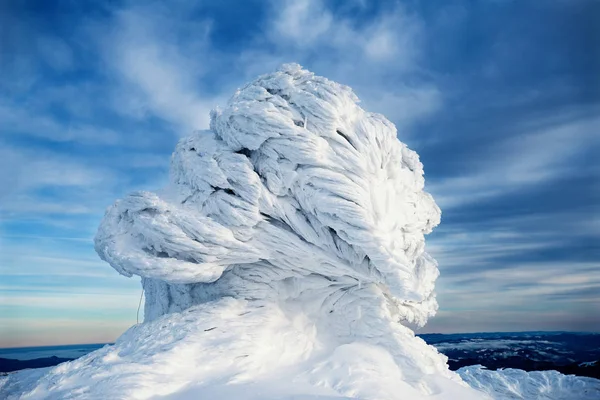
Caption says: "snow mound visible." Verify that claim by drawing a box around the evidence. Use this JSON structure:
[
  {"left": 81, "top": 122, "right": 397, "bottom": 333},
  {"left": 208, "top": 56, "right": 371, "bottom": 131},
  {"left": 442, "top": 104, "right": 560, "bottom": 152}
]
[
  {"left": 0, "top": 299, "right": 480, "bottom": 400},
  {"left": 2, "top": 64, "right": 597, "bottom": 399},
  {"left": 458, "top": 366, "right": 600, "bottom": 400}
]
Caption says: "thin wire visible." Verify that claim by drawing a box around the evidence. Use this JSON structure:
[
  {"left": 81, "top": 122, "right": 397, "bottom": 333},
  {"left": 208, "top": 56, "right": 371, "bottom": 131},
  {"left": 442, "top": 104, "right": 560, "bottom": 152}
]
[{"left": 136, "top": 288, "right": 144, "bottom": 324}]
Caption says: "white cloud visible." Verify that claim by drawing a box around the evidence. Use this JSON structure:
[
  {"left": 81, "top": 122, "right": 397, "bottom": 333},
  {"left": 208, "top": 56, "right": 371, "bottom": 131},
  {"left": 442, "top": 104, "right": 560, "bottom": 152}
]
[
  {"left": 272, "top": 0, "right": 333, "bottom": 46},
  {"left": 0, "top": 102, "right": 120, "bottom": 145},
  {"left": 0, "top": 293, "right": 139, "bottom": 309},
  {"left": 422, "top": 308, "right": 600, "bottom": 334},
  {"left": 0, "top": 0, "right": 449, "bottom": 345},
  {"left": 232, "top": 0, "right": 442, "bottom": 130},
  {"left": 360, "top": 86, "right": 443, "bottom": 133},
  {"left": 97, "top": 4, "right": 222, "bottom": 134},
  {"left": 0, "top": 145, "right": 117, "bottom": 213},
  {"left": 269, "top": 0, "right": 421, "bottom": 66},
  {"left": 1, "top": 254, "right": 115, "bottom": 278}
]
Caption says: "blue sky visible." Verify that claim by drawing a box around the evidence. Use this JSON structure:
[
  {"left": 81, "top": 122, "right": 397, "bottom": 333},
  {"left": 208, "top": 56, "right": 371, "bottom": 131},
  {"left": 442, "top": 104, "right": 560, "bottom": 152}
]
[{"left": 1, "top": 0, "right": 598, "bottom": 347}]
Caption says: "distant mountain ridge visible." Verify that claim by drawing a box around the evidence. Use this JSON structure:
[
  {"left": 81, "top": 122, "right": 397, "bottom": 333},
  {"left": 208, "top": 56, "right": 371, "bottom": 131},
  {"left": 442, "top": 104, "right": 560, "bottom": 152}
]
[
  {"left": 0, "top": 343, "right": 108, "bottom": 374},
  {"left": 0, "top": 357, "right": 73, "bottom": 373},
  {"left": 418, "top": 331, "right": 600, "bottom": 379}
]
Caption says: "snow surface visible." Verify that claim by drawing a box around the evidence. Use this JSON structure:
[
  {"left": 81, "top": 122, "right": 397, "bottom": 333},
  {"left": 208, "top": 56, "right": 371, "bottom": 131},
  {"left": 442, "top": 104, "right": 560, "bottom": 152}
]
[
  {"left": 459, "top": 366, "right": 600, "bottom": 400},
  {"left": 2, "top": 64, "right": 599, "bottom": 399}
]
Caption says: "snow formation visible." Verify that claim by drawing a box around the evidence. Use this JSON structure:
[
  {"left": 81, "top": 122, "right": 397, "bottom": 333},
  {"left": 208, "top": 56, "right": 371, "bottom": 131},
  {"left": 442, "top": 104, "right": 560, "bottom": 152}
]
[
  {"left": 2, "top": 65, "right": 599, "bottom": 400},
  {"left": 95, "top": 62, "right": 442, "bottom": 328},
  {"left": 458, "top": 366, "right": 600, "bottom": 400}
]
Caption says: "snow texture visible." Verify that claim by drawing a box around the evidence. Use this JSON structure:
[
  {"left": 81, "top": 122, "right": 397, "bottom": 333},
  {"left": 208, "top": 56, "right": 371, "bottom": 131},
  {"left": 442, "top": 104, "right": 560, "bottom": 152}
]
[
  {"left": 458, "top": 366, "right": 600, "bottom": 400},
  {"left": 1, "top": 65, "right": 598, "bottom": 400},
  {"left": 95, "top": 63, "right": 442, "bottom": 327}
]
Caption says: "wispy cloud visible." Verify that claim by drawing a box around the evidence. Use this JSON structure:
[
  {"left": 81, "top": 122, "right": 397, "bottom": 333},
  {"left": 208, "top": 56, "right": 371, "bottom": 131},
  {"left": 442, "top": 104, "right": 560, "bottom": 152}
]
[
  {"left": 0, "top": 144, "right": 118, "bottom": 217},
  {"left": 234, "top": 0, "right": 443, "bottom": 131},
  {"left": 423, "top": 308, "right": 600, "bottom": 334},
  {"left": 0, "top": 318, "right": 135, "bottom": 347},
  {"left": 428, "top": 109, "right": 600, "bottom": 209},
  {"left": 268, "top": 0, "right": 442, "bottom": 130},
  {"left": 96, "top": 3, "right": 221, "bottom": 134},
  {"left": 0, "top": 293, "right": 140, "bottom": 309},
  {"left": 1, "top": 0, "right": 598, "bottom": 345},
  {"left": 269, "top": 0, "right": 421, "bottom": 65},
  {"left": 0, "top": 101, "right": 121, "bottom": 145}
]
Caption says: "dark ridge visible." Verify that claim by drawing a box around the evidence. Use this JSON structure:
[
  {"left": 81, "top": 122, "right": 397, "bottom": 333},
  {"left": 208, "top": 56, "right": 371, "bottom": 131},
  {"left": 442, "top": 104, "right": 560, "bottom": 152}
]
[
  {"left": 234, "top": 148, "right": 252, "bottom": 158},
  {"left": 0, "top": 357, "right": 74, "bottom": 373},
  {"left": 336, "top": 129, "right": 357, "bottom": 150},
  {"left": 418, "top": 332, "right": 600, "bottom": 380},
  {"left": 139, "top": 208, "right": 159, "bottom": 216},
  {"left": 264, "top": 88, "right": 290, "bottom": 101},
  {"left": 142, "top": 247, "right": 170, "bottom": 259}
]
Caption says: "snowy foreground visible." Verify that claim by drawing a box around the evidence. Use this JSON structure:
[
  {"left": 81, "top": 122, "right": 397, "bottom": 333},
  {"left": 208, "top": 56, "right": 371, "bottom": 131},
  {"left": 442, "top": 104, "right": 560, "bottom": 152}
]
[{"left": 2, "top": 65, "right": 598, "bottom": 399}]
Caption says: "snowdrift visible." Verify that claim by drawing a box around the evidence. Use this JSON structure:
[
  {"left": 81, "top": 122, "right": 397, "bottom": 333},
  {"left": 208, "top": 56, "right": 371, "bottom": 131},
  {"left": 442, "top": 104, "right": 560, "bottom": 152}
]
[
  {"left": 458, "top": 366, "right": 600, "bottom": 400},
  {"left": 2, "top": 65, "right": 598, "bottom": 399}
]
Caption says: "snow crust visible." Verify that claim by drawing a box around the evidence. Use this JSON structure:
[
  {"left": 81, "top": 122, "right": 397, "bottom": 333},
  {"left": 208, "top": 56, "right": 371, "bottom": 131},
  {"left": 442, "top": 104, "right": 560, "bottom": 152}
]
[
  {"left": 458, "top": 366, "right": 600, "bottom": 400},
  {"left": 2, "top": 65, "right": 598, "bottom": 399}
]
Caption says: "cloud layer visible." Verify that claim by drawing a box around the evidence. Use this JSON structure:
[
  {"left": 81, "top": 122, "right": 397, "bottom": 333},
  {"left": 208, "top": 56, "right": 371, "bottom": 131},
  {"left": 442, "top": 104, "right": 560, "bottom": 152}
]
[{"left": 1, "top": 0, "right": 598, "bottom": 346}]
